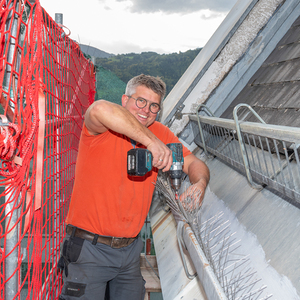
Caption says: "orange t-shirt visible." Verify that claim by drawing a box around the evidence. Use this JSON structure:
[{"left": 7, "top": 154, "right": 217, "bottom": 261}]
[{"left": 66, "top": 121, "right": 191, "bottom": 238}]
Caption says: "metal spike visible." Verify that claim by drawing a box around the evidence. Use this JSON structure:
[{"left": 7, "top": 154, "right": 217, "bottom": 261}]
[{"left": 155, "top": 176, "right": 272, "bottom": 300}]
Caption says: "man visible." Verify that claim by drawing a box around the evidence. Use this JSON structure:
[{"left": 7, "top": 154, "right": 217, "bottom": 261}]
[{"left": 59, "top": 74, "right": 210, "bottom": 300}]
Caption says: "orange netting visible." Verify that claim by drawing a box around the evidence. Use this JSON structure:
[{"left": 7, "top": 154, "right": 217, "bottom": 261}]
[{"left": 0, "top": 0, "right": 95, "bottom": 299}]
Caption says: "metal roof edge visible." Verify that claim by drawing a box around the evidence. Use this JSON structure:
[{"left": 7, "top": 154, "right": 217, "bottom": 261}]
[
  {"left": 161, "top": 0, "right": 259, "bottom": 125},
  {"left": 208, "top": 0, "right": 300, "bottom": 117}
]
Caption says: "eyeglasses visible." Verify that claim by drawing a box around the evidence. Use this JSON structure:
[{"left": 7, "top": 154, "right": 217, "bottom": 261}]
[{"left": 128, "top": 96, "right": 161, "bottom": 114}]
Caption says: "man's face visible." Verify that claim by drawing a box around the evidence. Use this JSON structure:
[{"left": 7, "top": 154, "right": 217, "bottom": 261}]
[{"left": 121, "top": 85, "right": 161, "bottom": 127}]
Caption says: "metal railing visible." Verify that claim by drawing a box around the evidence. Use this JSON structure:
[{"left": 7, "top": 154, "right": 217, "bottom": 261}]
[{"left": 189, "top": 104, "right": 300, "bottom": 203}]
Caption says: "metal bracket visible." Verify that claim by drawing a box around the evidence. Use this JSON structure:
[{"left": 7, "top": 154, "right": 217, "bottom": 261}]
[
  {"left": 196, "top": 104, "right": 216, "bottom": 155},
  {"left": 177, "top": 221, "right": 197, "bottom": 280},
  {"left": 233, "top": 103, "right": 264, "bottom": 190},
  {"left": 165, "top": 104, "right": 185, "bottom": 128}
]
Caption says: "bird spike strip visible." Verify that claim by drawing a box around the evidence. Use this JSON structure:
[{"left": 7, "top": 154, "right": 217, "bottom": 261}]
[
  {"left": 155, "top": 175, "right": 273, "bottom": 300},
  {"left": 0, "top": 1, "right": 95, "bottom": 299}
]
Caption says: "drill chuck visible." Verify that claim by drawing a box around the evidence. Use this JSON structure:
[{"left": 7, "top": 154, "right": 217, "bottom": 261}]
[{"left": 170, "top": 178, "right": 181, "bottom": 191}]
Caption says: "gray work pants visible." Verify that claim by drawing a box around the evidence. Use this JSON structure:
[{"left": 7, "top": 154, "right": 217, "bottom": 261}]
[{"left": 59, "top": 234, "right": 146, "bottom": 300}]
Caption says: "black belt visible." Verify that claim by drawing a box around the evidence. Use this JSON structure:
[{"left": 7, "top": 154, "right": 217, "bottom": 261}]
[{"left": 66, "top": 225, "right": 137, "bottom": 249}]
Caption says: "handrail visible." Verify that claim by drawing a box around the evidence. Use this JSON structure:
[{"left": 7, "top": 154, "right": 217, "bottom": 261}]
[
  {"left": 193, "top": 116, "right": 300, "bottom": 143},
  {"left": 191, "top": 104, "right": 300, "bottom": 203}
]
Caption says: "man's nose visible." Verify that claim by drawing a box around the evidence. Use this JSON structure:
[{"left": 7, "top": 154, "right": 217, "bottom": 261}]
[{"left": 142, "top": 103, "right": 151, "bottom": 113}]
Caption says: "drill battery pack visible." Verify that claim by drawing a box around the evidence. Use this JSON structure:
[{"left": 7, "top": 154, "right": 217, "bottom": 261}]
[{"left": 127, "top": 148, "right": 153, "bottom": 176}]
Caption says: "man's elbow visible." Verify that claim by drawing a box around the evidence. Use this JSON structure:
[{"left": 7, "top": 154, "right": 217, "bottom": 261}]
[{"left": 189, "top": 158, "right": 210, "bottom": 184}]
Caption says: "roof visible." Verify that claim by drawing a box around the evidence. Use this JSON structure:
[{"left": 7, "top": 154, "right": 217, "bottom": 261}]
[
  {"left": 221, "top": 15, "right": 300, "bottom": 127},
  {"left": 154, "top": 1, "right": 300, "bottom": 299}
]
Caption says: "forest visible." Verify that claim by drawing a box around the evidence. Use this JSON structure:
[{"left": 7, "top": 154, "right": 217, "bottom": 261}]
[{"left": 94, "top": 48, "right": 202, "bottom": 96}]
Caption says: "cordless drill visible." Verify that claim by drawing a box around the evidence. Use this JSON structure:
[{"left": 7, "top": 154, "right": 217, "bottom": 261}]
[
  {"left": 166, "top": 143, "right": 184, "bottom": 194},
  {"left": 127, "top": 143, "right": 184, "bottom": 194}
]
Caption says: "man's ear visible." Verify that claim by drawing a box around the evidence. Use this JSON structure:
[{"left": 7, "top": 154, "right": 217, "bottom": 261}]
[{"left": 121, "top": 95, "right": 128, "bottom": 107}]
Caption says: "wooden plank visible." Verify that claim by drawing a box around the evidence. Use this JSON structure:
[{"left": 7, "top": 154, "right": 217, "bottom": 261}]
[{"left": 140, "top": 255, "right": 161, "bottom": 293}]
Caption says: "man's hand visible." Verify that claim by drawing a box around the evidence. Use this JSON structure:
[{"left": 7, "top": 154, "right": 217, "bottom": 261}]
[
  {"left": 146, "top": 139, "right": 173, "bottom": 172},
  {"left": 180, "top": 154, "right": 210, "bottom": 211},
  {"left": 179, "top": 180, "right": 206, "bottom": 211}
]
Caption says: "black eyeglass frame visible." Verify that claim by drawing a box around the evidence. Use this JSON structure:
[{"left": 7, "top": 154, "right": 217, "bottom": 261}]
[{"left": 128, "top": 96, "right": 161, "bottom": 114}]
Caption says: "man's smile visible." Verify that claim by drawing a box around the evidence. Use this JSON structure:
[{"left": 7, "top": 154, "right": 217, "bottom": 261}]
[{"left": 138, "top": 113, "right": 148, "bottom": 119}]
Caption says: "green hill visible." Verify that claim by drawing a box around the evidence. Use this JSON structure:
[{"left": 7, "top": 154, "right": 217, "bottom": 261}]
[
  {"left": 94, "top": 49, "right": 201, "bottom": 101},
  {"left": 95, "top": 67, "right": 125, "bottom": 105}
]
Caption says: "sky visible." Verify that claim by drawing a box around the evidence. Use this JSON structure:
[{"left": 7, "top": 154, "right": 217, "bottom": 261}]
[{"left": 40, "top": 0, "right": 238, "bottom": 55}]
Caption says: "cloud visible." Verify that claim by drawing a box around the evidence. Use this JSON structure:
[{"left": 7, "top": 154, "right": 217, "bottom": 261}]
[{"left": 114, "top": 0, "right": 237, "bottom": 14}]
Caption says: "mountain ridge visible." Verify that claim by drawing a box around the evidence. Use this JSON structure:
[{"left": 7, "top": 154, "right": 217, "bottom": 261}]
[
  {"left": 79, "top": 44, "right": 114, "bottom": 58},
  {"left": 94, "top": 49, "right": 202, "bottom": 95}
]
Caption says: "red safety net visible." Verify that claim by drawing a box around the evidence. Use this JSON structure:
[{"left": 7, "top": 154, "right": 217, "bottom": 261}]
[{"left": 0, "top": 0, "right": 95, "bottom": 299}]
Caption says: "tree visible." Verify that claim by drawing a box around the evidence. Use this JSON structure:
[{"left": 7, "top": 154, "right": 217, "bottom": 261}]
[{"left": 94, "top": 48, "right": 201, "bottom": 96}]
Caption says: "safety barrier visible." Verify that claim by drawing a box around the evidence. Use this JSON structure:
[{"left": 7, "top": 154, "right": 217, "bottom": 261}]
[
  {"left": 190, "top": 104, "right": 300, "bottom": 204},
  {"left": 0, "top": 0, "right": 95, "bottom": 299}
]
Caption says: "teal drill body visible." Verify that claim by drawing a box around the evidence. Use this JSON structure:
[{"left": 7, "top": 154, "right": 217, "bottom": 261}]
[{"left": 166, "top": 143, "right": 184, "bottom": 192}]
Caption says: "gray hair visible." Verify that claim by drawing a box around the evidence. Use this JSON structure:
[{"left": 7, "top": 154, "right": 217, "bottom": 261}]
[{"left": 125, "top": 74, "right": 166, "bottom": 101}]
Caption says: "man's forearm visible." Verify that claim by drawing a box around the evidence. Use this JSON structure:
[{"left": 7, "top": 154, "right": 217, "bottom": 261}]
[
  {"left": 184, "top": 154, "right": 210, "bottom": 187},
  {"left": 188, "top": 159, "right": 210, "bottom": 189},
  {"left": 85, "top": 100, "right": 155, "bottom": 145},
  {"left": 180, "top": 154, "right": 210, "bottom": 203}
]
